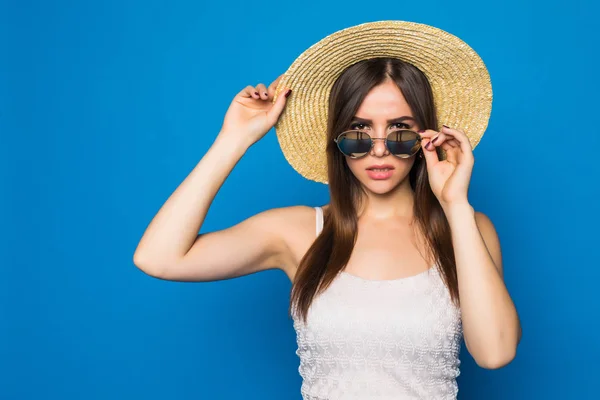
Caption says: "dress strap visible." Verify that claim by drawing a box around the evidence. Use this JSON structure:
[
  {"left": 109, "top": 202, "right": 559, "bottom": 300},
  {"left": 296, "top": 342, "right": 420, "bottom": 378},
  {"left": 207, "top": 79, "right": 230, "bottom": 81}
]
[{"left": 315, "top": 206, "right": 324, "bottom": 237}]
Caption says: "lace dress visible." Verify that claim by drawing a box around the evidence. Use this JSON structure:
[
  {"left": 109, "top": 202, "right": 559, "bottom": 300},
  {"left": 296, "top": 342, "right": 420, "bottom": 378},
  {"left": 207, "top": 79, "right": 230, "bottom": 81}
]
[{"left": 291, "top": 207, "right": 463, "bottom": 399}]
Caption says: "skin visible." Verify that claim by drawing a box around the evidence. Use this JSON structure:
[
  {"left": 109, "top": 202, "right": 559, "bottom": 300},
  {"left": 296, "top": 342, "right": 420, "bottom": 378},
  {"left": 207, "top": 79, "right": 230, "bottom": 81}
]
[
  {"left": 345, "top": 79, "right": 418, "bottom": 202},
  {"left": 134, "top": 74, "right": 522, "bottom": 370},
  {"left": 341, "top": 79, "right": 433, "bottom": 278}
]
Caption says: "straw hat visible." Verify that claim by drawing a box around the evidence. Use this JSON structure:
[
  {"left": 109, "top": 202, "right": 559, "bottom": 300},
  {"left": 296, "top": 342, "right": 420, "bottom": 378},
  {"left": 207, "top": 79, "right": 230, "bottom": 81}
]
[{"left": 272, "top": 20, "right": 492, "bottom": 184}]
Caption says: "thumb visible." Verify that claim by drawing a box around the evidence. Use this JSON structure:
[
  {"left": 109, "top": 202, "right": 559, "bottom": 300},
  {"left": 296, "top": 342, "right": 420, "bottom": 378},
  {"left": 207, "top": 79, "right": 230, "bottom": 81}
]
[{"left": 266, "top": 88, "right": 291, "bottom": 126}]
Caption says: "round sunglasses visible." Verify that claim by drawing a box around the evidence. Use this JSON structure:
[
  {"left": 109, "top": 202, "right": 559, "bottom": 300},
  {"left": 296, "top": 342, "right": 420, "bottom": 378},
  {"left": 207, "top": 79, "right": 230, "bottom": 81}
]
[{"left": 334, "top": 129, "right": 423, "bottom": 159}]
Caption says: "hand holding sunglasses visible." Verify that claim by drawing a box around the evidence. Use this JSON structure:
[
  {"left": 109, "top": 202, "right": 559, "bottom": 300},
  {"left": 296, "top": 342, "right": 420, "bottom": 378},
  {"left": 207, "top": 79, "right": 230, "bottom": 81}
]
[{"left": 417, "top": 125, "right": 475, "bottom": 208}]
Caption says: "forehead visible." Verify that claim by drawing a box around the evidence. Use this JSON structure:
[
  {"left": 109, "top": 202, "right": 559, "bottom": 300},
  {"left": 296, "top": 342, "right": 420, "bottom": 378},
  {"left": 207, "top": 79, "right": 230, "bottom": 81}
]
[{"left": 354, "top": 80, "right": 412, "bottom": 119}]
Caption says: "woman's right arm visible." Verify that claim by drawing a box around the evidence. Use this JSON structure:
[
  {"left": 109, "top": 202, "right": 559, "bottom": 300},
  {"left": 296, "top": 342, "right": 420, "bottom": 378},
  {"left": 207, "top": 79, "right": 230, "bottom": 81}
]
[{"left": 133, "top": 77, "right": 294, "bottom": 282}]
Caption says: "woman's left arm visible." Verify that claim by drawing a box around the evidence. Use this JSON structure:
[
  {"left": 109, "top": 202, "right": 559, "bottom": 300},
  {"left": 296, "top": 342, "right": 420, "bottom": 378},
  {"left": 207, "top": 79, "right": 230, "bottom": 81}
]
[
  {"left": 444, "top": 203, "right": 522, "bottom": 369},
  {"left": 420, "top": 125, "right": 522, "bottom": 369}
]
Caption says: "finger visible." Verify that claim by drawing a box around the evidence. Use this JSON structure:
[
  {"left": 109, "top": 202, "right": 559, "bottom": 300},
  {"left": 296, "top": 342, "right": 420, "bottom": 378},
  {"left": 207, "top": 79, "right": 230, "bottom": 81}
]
[
  {"left": 418, "top": 129, "right": 439, "bottom": 154},
  {"left": 437, "top": 136, "right": 466, "bottom": 167},
  {"left": 423, "top": 132, "right": 462, "bottom": 154},
  {"left": 435, "top": 135, "right": 462, "bottom": 150},
  {"left": 266, "top": 87, "right": 292, "bottom": 126},
  {"left": 423, "top": 134, "right": 440, "bottom": 153},
  {"left": 268, "top": 74, "right": 284, "bottom": 97},
  {"left": 251, "top": 87, "right": 261, "bottom": 99},
  {"left": 442, "top": 138, "right": 459, "bottom": 148},
  {"left": 441, "top": 142, "right": 458, "bottom": 164},
  {"left": 441, "top": 126, "right": 474, "bottom": 160},
  {"left": 238, "top": 85, "right": 258, "bottom": 98},
  {"left": 422, "top": 137, "right": 440, "bottom": 164},
  {"left": 241, "top": 85, "right": 261, "bottom": 100},
  {"left": 256, "top": 83, "right": 269, "bottom": 100},
  {"left": 429, "top": 132, "right": 446, "bottom": 147},
  {"left": 442, "top": 126, "right": 476, "bottom": 174},
  {"left": 417, "top": 129, "right": 439, "bottom": 139}
]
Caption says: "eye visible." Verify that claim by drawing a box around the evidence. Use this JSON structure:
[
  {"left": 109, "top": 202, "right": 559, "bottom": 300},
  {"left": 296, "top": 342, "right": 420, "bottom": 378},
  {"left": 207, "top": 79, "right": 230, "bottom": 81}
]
[
  {"left": 349, "top": 122, "right": 412, "bottom": 130},
  {"left": 349, "top": 123, "right": 368, "bottom": 130},
  {"left": 392, "top": 122, "right": 411, "bottom": 129}
]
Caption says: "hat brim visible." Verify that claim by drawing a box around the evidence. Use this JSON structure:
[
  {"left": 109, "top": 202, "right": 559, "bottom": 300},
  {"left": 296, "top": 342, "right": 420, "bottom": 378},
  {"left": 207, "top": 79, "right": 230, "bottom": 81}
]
[{"left": 273, "top": 20, "right": 492, "bottom": 184}]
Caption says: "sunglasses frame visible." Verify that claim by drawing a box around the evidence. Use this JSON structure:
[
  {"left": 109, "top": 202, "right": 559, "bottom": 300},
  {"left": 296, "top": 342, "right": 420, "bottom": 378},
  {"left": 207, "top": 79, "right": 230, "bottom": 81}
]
[{"left": 333, "top": 129, "right": 424, "bottom": 159}]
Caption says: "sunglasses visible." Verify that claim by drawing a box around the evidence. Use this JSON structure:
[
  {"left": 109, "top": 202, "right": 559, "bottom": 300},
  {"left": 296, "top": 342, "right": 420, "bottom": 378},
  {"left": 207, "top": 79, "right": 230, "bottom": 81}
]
[{"left": 334, "top": 129, "right": 424, "bottom": 159}]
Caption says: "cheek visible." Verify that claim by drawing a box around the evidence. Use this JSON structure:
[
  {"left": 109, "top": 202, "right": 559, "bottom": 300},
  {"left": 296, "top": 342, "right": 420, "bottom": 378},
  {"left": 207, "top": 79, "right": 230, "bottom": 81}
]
[
  {"left": 345, "top": 159, "right": 364, "bottom": 177},
  {"left": 403, "top": 158, "right": 417, "bottom": 172}
]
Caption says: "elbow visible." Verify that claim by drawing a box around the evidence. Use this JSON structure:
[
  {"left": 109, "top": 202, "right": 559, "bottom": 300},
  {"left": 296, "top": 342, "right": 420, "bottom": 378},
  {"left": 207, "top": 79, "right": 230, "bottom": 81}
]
[
  {"left": 133, "top": 252, "right": 167, "bottom": 279},
  {"left": 467, "top": 321, "right": 522, "bottom": 370},
  {"left": 474, "top": 344, "right": 518, "bottom": 370}
]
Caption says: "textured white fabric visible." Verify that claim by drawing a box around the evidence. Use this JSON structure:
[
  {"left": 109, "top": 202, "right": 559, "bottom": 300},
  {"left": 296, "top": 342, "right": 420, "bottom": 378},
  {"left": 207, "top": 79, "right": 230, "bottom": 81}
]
[
  {"left": 291, "top": 206, "right": 463, "bottom": 400},
  {"left": 315, "top": 206, "right": 324, "bottom": 236}
]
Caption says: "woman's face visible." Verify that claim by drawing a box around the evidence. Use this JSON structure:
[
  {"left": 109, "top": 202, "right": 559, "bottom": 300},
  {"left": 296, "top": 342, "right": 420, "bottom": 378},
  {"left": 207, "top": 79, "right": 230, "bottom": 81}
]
[{"left": 344, "top": 79, "right": 421, "bottom": 195}]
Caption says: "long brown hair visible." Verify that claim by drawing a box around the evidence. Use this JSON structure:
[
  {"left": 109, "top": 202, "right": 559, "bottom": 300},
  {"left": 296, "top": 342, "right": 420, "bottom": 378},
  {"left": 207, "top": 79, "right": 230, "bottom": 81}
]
[{"left": 289, "top": 57, "right": 458, "bottom": 323}]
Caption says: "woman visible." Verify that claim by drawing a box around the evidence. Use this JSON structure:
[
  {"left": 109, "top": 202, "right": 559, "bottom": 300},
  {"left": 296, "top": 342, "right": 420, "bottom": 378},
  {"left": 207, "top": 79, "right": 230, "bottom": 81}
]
[{"left": 134, "top": 21, "right": 521, "bottom": 399}]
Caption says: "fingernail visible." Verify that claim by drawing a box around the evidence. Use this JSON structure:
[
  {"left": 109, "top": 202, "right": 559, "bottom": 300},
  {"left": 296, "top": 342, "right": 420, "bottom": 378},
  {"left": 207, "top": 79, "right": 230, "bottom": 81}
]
[
  {"left": 442, "top": 124, "right": 450, "bottom": 129},
  {"left": 284, "top": 89, "right": 292, "bottom": 98},
  {"left": 432, "top": 135, "right": 439, "bottom": 144},
  {"left": 254, "top": 91, "right": 259, "bottom": 96},
  {"left": 264, "top": 92, "right": 268, "bottom": 96},
  {"left": 426, "top": 141, "right": 433, "bottom": 150},
  {"left": 418, "top": 129, "right": 425, "bottom": 133}
]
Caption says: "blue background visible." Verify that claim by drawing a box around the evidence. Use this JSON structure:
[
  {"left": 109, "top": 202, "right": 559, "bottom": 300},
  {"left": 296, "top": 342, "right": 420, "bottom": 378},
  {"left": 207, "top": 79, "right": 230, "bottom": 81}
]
[{"left": 2, "top": 0, "right": 598, "bottom": 399}]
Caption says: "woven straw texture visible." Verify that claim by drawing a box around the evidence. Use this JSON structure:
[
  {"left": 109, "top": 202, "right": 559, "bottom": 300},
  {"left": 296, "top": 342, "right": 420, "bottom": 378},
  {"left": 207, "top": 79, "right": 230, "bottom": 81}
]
[{"left": 273, "top": 20, "right": 492, "bottom": 184}]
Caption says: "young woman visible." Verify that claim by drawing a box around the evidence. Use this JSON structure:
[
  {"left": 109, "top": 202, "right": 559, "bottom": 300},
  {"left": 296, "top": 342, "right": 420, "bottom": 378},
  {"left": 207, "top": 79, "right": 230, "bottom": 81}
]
[{"left": 134, "top": 21, "right": 521, "bottom": 400}]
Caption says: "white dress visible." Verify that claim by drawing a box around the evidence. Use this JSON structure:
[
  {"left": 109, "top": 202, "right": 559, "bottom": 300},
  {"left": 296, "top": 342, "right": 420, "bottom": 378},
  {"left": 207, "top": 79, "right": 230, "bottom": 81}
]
[{"left": 291, "top": 207, "right": 463, "bottom": 399}]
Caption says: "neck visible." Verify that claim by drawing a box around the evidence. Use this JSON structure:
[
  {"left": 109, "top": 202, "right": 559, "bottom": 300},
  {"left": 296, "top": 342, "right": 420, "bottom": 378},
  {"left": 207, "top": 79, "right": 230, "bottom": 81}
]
[{"left": 356, "top": 179, "right": 415, "bottom": 220}]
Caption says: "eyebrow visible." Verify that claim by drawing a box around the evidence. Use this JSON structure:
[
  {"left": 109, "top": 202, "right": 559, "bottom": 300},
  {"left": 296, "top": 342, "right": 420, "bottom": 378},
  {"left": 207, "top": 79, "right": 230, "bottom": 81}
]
[{"left": 351, "top": 116, "right": 416, "bottom": 123}]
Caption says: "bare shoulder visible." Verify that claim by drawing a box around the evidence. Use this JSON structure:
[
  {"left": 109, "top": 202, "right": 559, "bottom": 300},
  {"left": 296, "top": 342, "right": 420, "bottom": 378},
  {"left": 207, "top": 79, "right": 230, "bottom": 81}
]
[
  {"left": 268, "top": 205, "right": 322, "bottom": 281},
  {"left": 259, "top": 204, "right": 317, "bottom": 236},
  {"left": 264, "top": 204, "right": 317, "bottom": 223},
  {"left": 474, "top": 210, "right": 492, "bottom": 225},
  {"left": 473, "top": 211, "right": 498, "bottom": 240}
]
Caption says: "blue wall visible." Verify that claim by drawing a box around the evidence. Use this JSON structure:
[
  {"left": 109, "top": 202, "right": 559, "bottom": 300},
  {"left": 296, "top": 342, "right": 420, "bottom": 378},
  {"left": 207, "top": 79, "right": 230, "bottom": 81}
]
[{"left": 2, "top": 0, "right": 598, "bottom": 398}]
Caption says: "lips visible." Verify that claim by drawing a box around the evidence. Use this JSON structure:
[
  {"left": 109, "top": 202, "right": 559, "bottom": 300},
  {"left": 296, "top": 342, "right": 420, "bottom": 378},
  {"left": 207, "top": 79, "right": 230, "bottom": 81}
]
[
  {"left": 366, "top": 164, "right": 395, "bottom": 171},
  {"left": 365, "top": 164, "right": 395, "bottom": 180}
]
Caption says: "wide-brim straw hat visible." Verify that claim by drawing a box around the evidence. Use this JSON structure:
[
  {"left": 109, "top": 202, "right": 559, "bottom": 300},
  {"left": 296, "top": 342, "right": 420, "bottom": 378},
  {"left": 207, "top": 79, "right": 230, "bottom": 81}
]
[{"left": 272, "top": 20, "right": 492, "bottom": 184}]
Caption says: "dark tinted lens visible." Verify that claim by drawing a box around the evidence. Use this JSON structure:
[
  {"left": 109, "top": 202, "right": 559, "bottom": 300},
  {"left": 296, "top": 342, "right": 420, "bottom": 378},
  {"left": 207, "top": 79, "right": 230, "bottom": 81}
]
[
  {"left": 386, "top": 130, "right": 420, "bottom": 157},
  {"left": 337, "top": 131, "right": 372, "bottom": 157}
]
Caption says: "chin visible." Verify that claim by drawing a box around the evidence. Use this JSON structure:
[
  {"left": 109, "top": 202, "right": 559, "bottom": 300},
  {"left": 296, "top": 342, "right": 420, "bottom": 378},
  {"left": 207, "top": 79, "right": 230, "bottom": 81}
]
[{"left": 360, "top": 177, "right": 406, "bottom": 195}]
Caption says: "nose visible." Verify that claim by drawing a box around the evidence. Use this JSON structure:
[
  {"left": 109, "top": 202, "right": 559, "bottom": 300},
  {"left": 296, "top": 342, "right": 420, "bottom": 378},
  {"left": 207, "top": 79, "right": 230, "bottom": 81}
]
[{"left": 370, "top": 137, "right": 389, "bottom": 157}]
